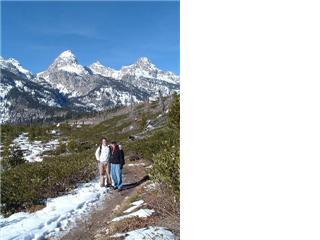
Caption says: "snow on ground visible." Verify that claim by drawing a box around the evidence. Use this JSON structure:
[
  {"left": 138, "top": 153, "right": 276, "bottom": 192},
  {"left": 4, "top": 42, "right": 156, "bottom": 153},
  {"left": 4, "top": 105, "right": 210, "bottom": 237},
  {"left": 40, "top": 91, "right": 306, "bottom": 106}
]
[
  {"left": 0, "top": 179, "right": 109, "bottom": 240},
  {"left": 128, "top": 163, "right": 145, "bottom": 167},
  {"left": 123, "top": 200, "right": 145, "bottom": 214},
  {"left": 112, "top": 226, "right": 175, "bottom": 240},
  {"left": 111, "top": 208, "right": 155, "bottom": 222},
  {"left": 144, "top": 182, "right": 160, "bottom": 192},
  {"left": 10, "top": 132, "right": 60, "bottom": 162}
]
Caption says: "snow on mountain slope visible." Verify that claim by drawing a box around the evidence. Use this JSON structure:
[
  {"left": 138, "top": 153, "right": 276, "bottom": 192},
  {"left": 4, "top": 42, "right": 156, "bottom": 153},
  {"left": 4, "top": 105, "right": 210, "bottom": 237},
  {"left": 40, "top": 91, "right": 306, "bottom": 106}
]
[
  {"left": 89, "top": 61, "right": 120, "bottom": 79},
  {"left": 0, "top": 84, "right": 13, "bottom": 123},
  {"left": 41, "top": 50, "right": 89, "bottom": 76},
  {"left": 0, "top": 57, "right": 34, "bottom": 80},
  {"left": 119, "top": 57, "right": 180, "bottom": 84}
]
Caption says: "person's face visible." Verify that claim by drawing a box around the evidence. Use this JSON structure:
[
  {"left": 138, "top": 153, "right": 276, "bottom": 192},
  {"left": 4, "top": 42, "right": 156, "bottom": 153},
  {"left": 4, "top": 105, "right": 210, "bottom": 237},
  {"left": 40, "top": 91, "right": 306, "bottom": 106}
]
[{"left": 102, "top": 139, "right": 107, "bottom": 146}]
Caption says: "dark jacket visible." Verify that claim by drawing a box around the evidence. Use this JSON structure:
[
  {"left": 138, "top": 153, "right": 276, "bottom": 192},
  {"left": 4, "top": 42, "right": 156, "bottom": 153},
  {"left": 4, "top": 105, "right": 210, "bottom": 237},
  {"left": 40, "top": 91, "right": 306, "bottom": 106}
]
[{"left": 110, "top": 148, "right": 121, "bottom": 164}]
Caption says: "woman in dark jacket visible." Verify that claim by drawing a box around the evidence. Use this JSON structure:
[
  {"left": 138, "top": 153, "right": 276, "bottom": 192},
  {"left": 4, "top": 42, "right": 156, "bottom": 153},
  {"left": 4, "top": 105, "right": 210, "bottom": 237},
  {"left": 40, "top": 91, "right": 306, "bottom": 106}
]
[{"left": 110, "top": 142, "right": 123, "bottom": 190}]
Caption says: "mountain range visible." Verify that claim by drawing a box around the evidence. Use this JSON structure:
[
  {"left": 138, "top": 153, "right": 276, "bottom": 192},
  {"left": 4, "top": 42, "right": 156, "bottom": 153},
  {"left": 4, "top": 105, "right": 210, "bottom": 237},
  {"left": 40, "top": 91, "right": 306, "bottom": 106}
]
[{"left": 0, "top": 50, "right": 180, "bottom": 123}]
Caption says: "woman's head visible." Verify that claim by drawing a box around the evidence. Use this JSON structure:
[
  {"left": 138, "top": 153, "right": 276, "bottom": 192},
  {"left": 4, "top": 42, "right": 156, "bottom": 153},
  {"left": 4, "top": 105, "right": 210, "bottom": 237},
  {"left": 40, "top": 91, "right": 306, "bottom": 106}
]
[
  {"left": 101, "top": 137, "right": 108, "bottom": 146},
  {"left": 111, "top": 141, "right": 119, "bottom": 152}
]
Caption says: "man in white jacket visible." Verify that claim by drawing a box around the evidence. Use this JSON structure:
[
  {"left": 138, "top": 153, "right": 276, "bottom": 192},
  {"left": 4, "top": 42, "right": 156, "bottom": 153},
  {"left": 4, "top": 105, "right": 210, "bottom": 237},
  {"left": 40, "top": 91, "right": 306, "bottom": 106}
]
[{"left": 95, "top": 137, "right": 113, "bottom": 187}]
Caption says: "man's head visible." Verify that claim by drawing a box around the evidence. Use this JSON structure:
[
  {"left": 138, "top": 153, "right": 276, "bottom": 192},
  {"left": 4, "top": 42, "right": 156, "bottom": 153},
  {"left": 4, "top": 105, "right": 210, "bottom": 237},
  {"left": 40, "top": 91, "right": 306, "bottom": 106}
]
[
  {"left": 101, "top": 137, "right": 108, "bottom": 146},
  {"left": 111, "top": 141, "right": 117, "bottom": 147}
]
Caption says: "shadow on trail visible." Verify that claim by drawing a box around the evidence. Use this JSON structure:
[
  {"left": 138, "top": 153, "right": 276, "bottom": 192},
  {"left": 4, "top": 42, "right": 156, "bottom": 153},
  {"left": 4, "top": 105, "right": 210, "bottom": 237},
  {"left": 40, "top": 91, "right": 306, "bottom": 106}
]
[{"left": 121, "top": 175, "right": 150, "bottom": 190}]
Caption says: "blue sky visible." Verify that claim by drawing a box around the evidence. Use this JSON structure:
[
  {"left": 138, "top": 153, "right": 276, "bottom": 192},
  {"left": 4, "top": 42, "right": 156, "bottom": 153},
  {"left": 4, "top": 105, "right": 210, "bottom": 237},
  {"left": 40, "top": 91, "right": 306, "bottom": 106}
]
[{"left": 1, "top": 1, "right": 180, "bottom": 74}]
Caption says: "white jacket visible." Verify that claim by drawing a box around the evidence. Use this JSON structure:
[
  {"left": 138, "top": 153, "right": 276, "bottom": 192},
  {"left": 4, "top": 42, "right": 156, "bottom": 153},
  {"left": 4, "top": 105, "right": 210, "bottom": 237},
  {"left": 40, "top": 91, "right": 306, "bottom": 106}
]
[{"left": 95, "top": 145, "right": 111, "bottom": 163}]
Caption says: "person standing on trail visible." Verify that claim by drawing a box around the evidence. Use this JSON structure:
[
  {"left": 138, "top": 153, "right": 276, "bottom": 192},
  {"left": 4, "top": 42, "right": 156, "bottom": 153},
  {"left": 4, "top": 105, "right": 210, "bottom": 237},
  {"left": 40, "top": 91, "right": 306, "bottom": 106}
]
[
  {"left": 110, "top": 141, "right": 123, "bottom": 191},
  {"left": 95, "top": 137, "right": 113, "bottom": 188},
  {"left": 119, "top": 144, "right": 125, "bottom": 170}
]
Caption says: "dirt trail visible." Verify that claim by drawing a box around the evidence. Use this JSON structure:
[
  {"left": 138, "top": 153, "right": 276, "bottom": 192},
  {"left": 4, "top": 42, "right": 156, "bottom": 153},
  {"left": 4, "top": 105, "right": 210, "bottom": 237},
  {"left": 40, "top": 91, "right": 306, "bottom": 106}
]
[{"left": 60, "top": 162, "right": 148, "bottom": 240}]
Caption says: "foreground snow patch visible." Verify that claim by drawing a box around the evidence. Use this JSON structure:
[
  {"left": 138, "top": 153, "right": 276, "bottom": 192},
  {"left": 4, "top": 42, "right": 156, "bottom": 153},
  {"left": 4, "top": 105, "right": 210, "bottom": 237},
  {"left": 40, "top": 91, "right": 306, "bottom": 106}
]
[
  {"left": 123, "top": 200, "right": 145, "bottom": 214},
  {"left": 11, "top": 133, "right": 60, "bottom": 162},
  {"left": 0, "top": 180, "right": 109, "bottom": 240},
  {"left": 144, "top": 182, "right": 160, "bottom": 192},
  {"left": 111, "top": 208, "right": 155, "bottom": 222},
  {"left": 112, "top": 226, "right": 175, "bottom": 240},
  {"left": 128, "top": 163, "right": 145, "bottom": 167}
]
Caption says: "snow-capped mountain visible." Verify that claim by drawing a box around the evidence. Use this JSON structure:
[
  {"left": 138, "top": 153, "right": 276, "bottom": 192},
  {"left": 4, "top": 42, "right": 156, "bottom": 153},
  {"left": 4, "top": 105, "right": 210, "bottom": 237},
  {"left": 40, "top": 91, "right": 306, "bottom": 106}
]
[
  {"left": 0, "top": 50, "right": 179, "bottom": 123},
  {"left": 39, "top": 50, "right": 90, "bottom": 77},
  {"left": 36, "top": 50, "right": 94, "bottom": 97},
  {"left": 119, "top": 57, "right": 180, "bottom": 84},
  {"left": 0, "top": 60, "right": 71, "bottom": 123}
]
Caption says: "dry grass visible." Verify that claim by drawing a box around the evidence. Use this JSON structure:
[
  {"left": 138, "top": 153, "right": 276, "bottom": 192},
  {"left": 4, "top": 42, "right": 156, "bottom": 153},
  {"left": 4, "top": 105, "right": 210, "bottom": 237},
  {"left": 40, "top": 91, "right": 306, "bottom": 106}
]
[
  {"left": 143, "top": 184, "right": 180, "bottom": 239},
  {"left": 27, "top": 204, "right": 46, "bottom": 213},
  {"left": 111, "top": 192, "right": 142, "bottom": 218},
  {"left": 107, "top": 215, "right": 159, "bottom": 237}
]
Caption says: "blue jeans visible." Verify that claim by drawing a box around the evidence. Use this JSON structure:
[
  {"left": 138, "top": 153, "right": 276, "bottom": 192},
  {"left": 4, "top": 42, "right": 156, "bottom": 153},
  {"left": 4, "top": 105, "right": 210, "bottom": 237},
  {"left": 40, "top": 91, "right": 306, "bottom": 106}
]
[{"left": 111, "top": 163, "right": 123, "bottom": 189}]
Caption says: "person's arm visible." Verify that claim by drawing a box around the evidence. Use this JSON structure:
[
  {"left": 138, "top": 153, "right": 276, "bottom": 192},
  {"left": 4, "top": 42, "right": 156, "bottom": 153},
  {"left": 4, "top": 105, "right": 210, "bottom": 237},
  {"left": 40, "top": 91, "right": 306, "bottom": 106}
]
[
  {"left": 120, "top": 150, "right": 125, "bottom": 168},
  {"left": 122, "top": 150, "right": 125, "bottom": 165},
  {"left": 95, "top": 147, "right": 100, "bottom": 162}
]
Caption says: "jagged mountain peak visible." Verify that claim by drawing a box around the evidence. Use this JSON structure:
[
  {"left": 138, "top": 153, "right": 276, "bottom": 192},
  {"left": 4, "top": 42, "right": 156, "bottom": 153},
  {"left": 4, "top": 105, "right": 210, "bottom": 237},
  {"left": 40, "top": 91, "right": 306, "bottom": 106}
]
[
  {"left": 89, "top": 60, "right": 119, "bottom": 79},
  {"left": 53, "top": 50, "right": 78, "bottom": 65},
  {"left": 91, "top": 60, "right": 104, "bottom": 66},
  {"left": 0, "top": 56, "right": 34, "bottom": 79},
  {"left": 57, "top": 50, "right": 77, "bottom": 60},
  {"left": 136, "top": 57, "right": 152, "bottom": 64},
  {"left": 45, "top": 50, "right": 89, "bottom": 76},
  {"left": 134, "top": 57, "right": 156, "bottom": 69}
]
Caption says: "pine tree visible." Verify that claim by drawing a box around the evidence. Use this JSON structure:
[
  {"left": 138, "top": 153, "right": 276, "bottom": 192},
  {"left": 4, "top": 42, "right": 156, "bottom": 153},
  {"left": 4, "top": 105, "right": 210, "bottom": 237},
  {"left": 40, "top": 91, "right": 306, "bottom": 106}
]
[
  {"left": 8, "top": 146, "right": 26, "bottom": 167},
  {"left": 158, "top": 90, "right": 166, "bottom": 113},
  {"left": 168, "top": 93, "right": 180, "bottom": 130}
]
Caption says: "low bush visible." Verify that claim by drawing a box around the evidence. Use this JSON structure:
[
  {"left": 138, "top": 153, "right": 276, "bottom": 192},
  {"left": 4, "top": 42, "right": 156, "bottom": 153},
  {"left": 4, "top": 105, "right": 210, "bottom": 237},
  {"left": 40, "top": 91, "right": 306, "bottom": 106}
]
[
  {"left": 151, "top": 145, "right": 180, "bottom": 195},
  {"left": 1, "top": 149, "right": 97, "bottom": 216}
]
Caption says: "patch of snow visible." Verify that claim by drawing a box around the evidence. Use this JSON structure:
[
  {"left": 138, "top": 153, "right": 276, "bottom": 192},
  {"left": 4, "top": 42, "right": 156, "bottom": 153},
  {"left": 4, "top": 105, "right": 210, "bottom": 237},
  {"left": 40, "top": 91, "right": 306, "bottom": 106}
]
[
  {"left": 0, "top": 84, "right": 13, "bottom": 98},
  {"left": 10, "top": 133, "right": 60, "bottom": 162},
  {"left": 0, "top": 84, "right": 12, "bottom": 124},
  {"left": 58, "top": 65, "right": 87, "bottom": 75},
  {"left": 111, "top": 208, "right": 155, "bottom": 222},
  {"left": 112, "top": 226, "right": 175, "bottom": 240},
  {"left": 128, "top": 163, "right": 145, "bottom": 167},
  {"left": 38, "top": 97, "right": 60, "bottom": 107},
  {"left": 123, "top": 200, "right": 145, "bottom": 214},
  {"left": 144, "top": 182, "right": 159, "bottom": 192},
  {"left": 56, "top": 83, "right": 71, "bottom": 95},
  {"left": 0, "top": 179, "right": 109, "bottom": 240},
  {"left": 14, "top": 80, "right": 24, "bottom": 88},
  {"left": 89, "top": 61, "right": 120, "bottom": 79}
]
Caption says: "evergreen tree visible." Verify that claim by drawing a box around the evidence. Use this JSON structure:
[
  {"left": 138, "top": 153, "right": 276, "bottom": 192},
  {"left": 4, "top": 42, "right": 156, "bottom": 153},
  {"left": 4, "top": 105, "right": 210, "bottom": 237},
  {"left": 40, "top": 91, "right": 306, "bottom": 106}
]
[
  {"left": 8, "top": 146, "right": 26, "bottom": 167},
  {"left": 168, "top": 93, "right": 180, "bottom": 130},
  {"left": 158, "top": 90, "right": 166, "bottom": 113}
]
